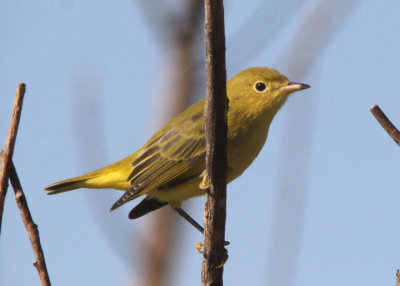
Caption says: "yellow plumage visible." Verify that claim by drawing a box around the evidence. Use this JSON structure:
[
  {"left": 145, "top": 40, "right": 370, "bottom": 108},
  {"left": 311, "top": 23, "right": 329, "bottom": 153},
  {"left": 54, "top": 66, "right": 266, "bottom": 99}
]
[{"left": 45, "top": 67, "right": 309, "bottom": 219}]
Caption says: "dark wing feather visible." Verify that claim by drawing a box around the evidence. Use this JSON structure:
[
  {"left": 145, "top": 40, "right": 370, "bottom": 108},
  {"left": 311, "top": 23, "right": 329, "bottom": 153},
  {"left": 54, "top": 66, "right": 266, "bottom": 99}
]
[{"left": 110, "top": 106, "right": 205, "bottom": 211}]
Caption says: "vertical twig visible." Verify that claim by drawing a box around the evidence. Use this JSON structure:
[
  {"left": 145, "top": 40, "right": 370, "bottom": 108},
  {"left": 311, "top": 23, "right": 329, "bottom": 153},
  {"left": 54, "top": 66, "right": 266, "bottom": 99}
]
[
  {"left": 370, "top": 104, "right": 400, "bottom": 146},
  {"left": 0, "top": 152, "right": 51, "bottom": 286},
  {"left": 396, "top": 269, "right": 400, "bottom": 286},
  {"left": 0, "top": 83, "right": 26, "bottom": 234},
  {"left": 202, "top": 0, "right": 228, "bottom": 285}
]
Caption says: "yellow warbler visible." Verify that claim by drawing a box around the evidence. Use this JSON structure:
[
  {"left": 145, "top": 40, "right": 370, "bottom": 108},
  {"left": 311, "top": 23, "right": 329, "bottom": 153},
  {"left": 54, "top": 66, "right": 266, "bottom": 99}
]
[{"left": 45, "top": 67, "right": 309, "bottom": 230}]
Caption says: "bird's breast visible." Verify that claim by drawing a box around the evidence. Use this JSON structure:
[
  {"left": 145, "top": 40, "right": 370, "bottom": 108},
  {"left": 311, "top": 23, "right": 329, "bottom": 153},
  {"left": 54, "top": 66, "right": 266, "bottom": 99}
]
[{"left": 227, "top": 113, "right": 272, "bottom": 182}]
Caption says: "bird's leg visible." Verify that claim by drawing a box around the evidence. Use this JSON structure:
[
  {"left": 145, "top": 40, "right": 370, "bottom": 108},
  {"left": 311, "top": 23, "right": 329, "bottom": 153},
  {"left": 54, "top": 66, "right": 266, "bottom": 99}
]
[
  {"left": 173, "top": 208, "right": 206, "bottom": 253},
  {"left": 173, "top": 207, "right": 204, "bottom": 234},
  {"left": 173, "top": 206, "right": 230, "bottom": 256}
]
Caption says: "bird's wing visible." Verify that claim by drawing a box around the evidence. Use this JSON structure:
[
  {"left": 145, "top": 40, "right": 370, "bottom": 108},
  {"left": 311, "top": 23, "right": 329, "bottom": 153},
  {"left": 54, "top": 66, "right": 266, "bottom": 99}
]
[{"left": 110, "top": 110, "right": 205, "bottom": 210}]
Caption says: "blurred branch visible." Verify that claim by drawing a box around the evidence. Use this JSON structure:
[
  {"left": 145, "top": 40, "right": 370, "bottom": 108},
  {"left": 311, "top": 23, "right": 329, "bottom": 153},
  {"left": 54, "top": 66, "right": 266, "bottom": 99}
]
[
  {"left": 135, "top": 0, "right": 171, "bottom": 42},
  {"left": 202, "top": 0, "right": 228, "bottom": 285},
  {"left": 280, "top": 1, "right": 359, "bottom": 77},
  {"left": 70, "top": 67, "right": 150, "bottom": 285},
  {"left": 136, "top": 0, "right": 203, "bottom": 45},
  {"left": 0, "top": 151, "right": 51, "bottom": 286},
  {"left": 155, "top": 0, "right": 204, "bottom": 120},
  {"left": 0, "top": 83, "right": 26, "bottom": 234},
  {"left": 266, "top": 1, "right": 358, "bottom": 285},
  {"left": 141, "top": 1, "right": 203, "bottom": 286},
  {"left": 370, "top": 104, "right": 400, "bottom": 146},
  {"left": 70, "top": 68, "right": 138, "bottom": 262},
  {"left": 227, "top": 0, "right": 303, "bottom": 69},
  {"left": 141, "top": 216, "right": 174, "bottom": 286},
  {"left": 396, "top": 269, "right": 400, "bottom": 286}
]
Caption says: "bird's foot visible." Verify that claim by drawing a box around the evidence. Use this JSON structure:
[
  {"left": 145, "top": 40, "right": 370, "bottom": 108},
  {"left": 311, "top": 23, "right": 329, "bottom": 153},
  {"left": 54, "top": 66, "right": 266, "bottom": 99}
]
[
  {"left": 195, "top": 241, "right": 205, "bottom": 253},
  {"left": 194, "top": 240, "right": 230, "bottom": 253},
  {"left": 198, "top": 170, "right": 209, "bottom": 189},
  {"left": 199, "top": 167, "right": 232, "bottom": 190},
  {"left": 216, "top": 249, "right": 229, "bottom": 269},
  {"left": 195, "top": 241, "right": 230, "bottom": 268}
]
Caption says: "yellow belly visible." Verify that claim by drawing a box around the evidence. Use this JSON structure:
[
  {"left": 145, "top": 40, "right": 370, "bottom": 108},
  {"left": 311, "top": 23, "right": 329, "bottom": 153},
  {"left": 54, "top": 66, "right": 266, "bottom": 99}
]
[{"left": 148, "top": 176, "right": 204, "bottom": 206}]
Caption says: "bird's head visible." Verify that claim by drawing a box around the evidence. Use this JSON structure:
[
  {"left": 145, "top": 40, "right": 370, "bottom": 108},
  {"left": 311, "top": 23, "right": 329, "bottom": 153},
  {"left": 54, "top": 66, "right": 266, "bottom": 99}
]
[{"left": 227, "top": 67, "right": 310, "bottom": 117}]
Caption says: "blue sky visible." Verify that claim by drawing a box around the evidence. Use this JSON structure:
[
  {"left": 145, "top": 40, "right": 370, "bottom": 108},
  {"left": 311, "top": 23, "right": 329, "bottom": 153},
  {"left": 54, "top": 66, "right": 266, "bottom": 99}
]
[{"left": 1, "top": 1, "right": 400, "bottom": 285}]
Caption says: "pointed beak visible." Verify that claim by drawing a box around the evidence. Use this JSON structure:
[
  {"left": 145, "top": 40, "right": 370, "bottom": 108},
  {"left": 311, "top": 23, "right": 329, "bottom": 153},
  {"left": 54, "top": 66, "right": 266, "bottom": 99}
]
[{"left": 280, "top": 82, "right": 310, "bottom": 93}]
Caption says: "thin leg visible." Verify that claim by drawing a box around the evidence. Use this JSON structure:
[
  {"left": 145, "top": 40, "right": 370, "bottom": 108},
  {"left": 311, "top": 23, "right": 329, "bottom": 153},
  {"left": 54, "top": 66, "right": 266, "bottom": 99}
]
[{"left": 173, "top": 207, "right": 204, "bottom": 234}]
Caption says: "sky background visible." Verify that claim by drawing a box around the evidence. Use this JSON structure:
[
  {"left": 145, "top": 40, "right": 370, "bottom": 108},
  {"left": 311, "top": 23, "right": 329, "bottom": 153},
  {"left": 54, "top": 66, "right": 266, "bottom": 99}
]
[{"left": 1, "top": 1, "right": 400, "bottom": 285}]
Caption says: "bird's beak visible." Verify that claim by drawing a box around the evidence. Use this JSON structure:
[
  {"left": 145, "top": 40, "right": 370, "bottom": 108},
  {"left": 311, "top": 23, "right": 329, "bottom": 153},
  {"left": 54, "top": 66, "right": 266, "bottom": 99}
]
[{"left": 280, "top": 82, "right": 310, "bottom": 93}]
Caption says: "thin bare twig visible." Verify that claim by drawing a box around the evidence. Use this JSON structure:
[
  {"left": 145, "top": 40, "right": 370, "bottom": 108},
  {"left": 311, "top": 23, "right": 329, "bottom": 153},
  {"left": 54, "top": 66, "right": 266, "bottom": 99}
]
[
  {"left": 396, "top": 269, "right": 400, "bottom": 286},
  {"left": 0, "top": 83, "right": 26, "bottom": 234},
  {"left": 370, "top": 104, "right": 400, "bottom": 146},
  {"left": 202, "top": 0, "right": 228, "bottom": 285},
  {"left": 0, "top": 151, "right": 51, "bottom": 286}
]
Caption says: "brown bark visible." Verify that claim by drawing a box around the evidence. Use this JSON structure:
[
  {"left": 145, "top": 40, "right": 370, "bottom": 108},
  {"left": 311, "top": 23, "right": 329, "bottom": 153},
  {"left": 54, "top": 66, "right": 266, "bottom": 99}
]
[
  {"left": 201, "top": 0, "right": 228, "bottom": 285},
  {"left": 0, "top": 152, "right": 51, "bottom": 286},
  {"left": 370, "top": 104, "right": 400, "bottom": 146},
  {"left": 0, "top": 83, "right": 26, "bottom": 234}
]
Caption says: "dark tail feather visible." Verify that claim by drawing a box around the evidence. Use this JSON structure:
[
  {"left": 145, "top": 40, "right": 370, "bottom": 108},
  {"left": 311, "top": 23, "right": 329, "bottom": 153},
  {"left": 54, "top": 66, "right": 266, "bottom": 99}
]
[
  {"left": 45, "top": 178, "right": 89, "bottom": 195},
  {"left": 128, "top": 198, "right": 168, "bottom": 219}
]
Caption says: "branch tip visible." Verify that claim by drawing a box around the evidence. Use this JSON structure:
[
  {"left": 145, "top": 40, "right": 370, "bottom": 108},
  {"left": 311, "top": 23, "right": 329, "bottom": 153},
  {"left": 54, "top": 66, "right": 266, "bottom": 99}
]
[{"left": 370, "top": 104, "right": 400, "bottom": 147}]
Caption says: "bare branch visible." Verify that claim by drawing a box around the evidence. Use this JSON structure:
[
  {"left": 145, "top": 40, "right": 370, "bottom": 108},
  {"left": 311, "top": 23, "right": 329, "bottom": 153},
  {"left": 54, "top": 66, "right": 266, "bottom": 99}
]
[
  {"left": 202, "top": 0, "right": 228, "bottom": 285},
  {"left": 370, "top": 104, "right": 400, "bottom": 146},
  {"left": 396, "top": 269, "right": 400, "bottom": 286},
  {"left": 0, "top": 151, "right": 51, "bottom": 286},
  {"left": 0, "top": 83, "right": 26, "bottom": 234}
]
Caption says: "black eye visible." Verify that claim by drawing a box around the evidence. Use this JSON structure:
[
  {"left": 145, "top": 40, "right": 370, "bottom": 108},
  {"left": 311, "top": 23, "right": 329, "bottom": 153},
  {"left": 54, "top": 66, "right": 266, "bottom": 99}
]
[{"left": 254, "top": 81, "right": 267, "bottom": 92}]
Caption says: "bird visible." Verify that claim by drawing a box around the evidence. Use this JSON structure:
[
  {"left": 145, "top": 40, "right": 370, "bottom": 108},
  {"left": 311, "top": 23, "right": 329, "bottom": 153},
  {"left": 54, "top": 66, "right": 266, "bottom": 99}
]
[{"left": 44, "top": 67, "right": 310, "bottom": 233}]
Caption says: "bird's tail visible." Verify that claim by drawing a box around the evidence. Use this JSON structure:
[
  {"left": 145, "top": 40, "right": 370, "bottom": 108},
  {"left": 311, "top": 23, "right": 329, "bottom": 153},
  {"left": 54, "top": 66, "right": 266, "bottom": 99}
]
[
  {"left": 44, "top": 156, "right": 134, "bottom": 195},
  {"left": 44, "top": 173, "right": 100, "bottom": 195}
]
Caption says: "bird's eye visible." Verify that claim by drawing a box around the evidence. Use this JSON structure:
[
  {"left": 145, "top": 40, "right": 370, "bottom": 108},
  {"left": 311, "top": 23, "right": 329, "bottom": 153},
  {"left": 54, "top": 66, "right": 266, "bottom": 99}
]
[{"left": 254, "top": 81, "right": 267, "bottom": 93}]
